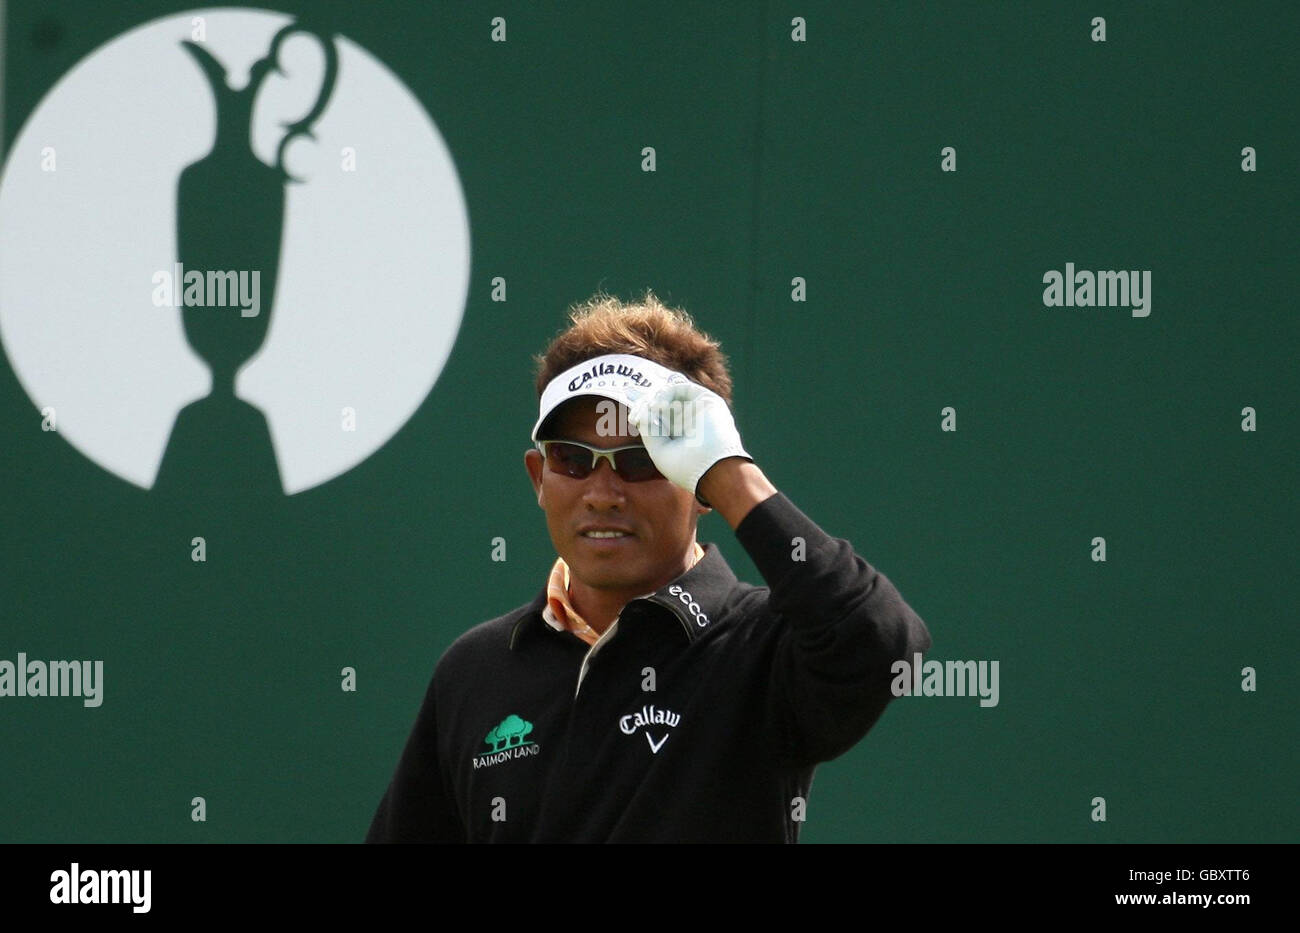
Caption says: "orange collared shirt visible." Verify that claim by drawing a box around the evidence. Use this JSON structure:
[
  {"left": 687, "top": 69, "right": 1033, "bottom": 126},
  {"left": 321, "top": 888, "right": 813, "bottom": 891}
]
[{"left": 542, "top": 541, "right": 706, "bottom": 646}]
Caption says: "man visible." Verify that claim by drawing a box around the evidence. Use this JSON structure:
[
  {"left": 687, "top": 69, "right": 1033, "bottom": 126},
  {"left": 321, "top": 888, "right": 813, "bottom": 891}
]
[{"left": 366, "top": 292, "right": 931, "bottom": 843}]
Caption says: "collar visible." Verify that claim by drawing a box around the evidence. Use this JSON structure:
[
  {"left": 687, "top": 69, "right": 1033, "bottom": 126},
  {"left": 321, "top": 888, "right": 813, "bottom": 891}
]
[
  {"left": 509, "top": 541, "right": 740, "bottom": 650},
  {"left": 542, "top": 541, "right": 706, "bottom": 645}
]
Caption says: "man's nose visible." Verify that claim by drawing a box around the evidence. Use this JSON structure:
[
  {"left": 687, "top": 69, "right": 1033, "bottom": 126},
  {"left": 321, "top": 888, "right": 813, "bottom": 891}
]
[{"left": 582, "top": 457, "right": 627, "bottom": 502}]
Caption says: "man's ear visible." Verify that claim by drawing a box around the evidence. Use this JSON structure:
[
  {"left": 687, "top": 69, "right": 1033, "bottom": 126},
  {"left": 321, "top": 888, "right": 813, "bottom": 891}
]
[{"left": 524, "top": 449, "right": 545, "bottom": 505}]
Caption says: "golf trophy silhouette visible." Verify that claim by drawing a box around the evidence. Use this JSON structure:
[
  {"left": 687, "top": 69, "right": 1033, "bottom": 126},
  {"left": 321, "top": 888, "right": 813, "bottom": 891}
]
[{"left": 154, "top": 22, "right": 338, "bottom": 500}]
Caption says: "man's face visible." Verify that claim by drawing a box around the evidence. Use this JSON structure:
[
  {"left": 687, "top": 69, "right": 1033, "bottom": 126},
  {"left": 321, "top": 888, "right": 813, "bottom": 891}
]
[{"left": 525, "top": 396, "right": 706, "bottom": 597}]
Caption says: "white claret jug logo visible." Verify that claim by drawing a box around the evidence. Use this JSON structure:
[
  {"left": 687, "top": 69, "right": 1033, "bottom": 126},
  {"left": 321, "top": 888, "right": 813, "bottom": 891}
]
[{"left": 0, "top": 9, "right": 470, "bottom": 495}]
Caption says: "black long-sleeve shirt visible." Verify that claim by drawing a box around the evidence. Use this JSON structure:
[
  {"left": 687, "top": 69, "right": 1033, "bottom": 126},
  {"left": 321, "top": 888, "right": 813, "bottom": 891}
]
[{"left": 365, "top": 491, "right": 931, "bottom": 843}]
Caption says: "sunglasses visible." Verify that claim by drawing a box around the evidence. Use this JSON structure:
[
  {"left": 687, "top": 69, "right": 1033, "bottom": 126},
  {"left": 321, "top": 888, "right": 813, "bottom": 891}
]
[{"left": 535, "top": 439, "right": 664, "bottom": 482}]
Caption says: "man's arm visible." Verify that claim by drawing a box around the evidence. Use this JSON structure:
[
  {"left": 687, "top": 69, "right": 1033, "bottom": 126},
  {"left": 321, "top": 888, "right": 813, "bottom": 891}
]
[
  {"left": 730, "top": 486, "right": 932, "bottom": 766},
  {"left": 632, "top": 378, "right": 931, "bottom": 764},
  {"left": 365, "top": 682, "right": 465, "bottom": 843},
  {"left": 696, "top": 457, "right": 777, "bottom": 530}
]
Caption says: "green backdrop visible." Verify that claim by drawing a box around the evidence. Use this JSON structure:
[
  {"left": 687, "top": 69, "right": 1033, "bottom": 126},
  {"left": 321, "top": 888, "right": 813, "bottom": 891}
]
[{"left": 1, "top": 0, "right": 1295, "bottom": 842}]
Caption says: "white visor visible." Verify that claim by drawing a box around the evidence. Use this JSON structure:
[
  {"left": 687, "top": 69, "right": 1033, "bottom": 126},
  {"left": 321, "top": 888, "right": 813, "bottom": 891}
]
[{"left": 531, "top": 353, "right": 687, "bottom": 442}]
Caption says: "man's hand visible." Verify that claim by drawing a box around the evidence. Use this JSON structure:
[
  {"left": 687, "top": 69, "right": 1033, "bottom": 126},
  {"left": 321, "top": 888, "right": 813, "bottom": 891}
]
[{"left": 627, "top": 379, "right": 753, "bottom": 506}]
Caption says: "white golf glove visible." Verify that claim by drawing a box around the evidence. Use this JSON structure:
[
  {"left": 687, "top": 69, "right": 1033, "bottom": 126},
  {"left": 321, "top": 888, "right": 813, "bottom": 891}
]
[{"left": 627, "top": 378, "right": 752, "bottom": 506}]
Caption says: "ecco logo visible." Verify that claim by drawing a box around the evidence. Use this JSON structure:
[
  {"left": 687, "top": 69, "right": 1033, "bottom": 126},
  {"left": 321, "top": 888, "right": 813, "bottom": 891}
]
[{"left": 668, "top": 585, "right": 709, "bottom": 627}]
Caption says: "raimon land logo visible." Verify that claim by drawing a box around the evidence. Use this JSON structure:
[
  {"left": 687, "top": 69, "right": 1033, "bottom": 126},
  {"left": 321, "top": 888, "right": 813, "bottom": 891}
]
[
  {"left": 0, "top": 8, "right": 470, "bottom": 496},
  {"left": 472, "top": 714, "right": 540, "bottom": 770}
]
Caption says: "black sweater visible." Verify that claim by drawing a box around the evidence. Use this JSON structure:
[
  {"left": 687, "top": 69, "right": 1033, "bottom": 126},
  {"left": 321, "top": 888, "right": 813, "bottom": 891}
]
[{"left": 365, "top": 491, "right": 931, "bottom": 843}]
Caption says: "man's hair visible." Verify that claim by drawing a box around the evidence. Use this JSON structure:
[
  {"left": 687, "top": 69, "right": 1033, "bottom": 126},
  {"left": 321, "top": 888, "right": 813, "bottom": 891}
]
[{"left": 533, "top": 290, "right": 735, "bottom": 410}]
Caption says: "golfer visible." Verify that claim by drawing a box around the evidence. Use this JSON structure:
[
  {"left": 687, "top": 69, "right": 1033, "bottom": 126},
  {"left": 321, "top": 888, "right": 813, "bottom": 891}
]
[{"left": 366, "top": 292, "right": 931, "bottom": 842}]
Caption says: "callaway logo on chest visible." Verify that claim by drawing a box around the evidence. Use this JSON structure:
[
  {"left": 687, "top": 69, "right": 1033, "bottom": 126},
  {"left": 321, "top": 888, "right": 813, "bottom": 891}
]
[{"left": 619, "top": 704, "right": 682, "bottom": 754}]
